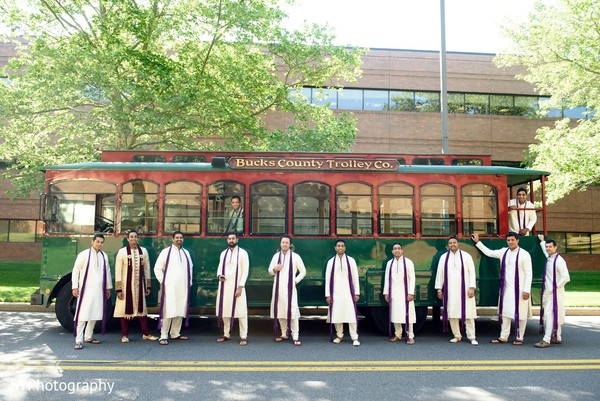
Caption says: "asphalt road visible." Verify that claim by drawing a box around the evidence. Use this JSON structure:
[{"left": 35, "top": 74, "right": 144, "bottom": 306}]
[{"left": 1, "top": 311, "right": 599, "bottom": 401}]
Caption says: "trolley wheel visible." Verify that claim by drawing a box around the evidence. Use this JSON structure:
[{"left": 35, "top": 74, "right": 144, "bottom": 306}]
[{"left": 55, "top": 282, "right": 76, "bottom": 332}]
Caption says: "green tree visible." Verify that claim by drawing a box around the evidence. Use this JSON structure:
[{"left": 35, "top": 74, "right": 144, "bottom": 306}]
[
  {"left": 0, "top": 0, "right": 364, "bottom": 197},
  {"left": 495, "top": 0, "right": 600, "bottom": 203}
]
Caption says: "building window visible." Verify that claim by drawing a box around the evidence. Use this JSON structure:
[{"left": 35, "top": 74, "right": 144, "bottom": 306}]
[
  {"left": 207, "top": 181, "right": 245, "bottom": 235},
  {"left": 490, "top": 95, "right": 513, "bottom": 115},
  {"left": 120, "top": 180, "right": 158, "bottom": 234},
  {"left": 164, "top": 181, "right": 202, "bottom": 235},
  {"left": 465, "top": 94, "right": 489, "bottom": 114},
  {"left": 420, "top": 183, "right": 456, "bottom": 236},
  {"left": 388, "top": 91, "right": 415, "bottom": 111},
  {"left": 338, "top": 89, "right": 363, "bottom": 110},
  {"left": 250, "top": 181, "right": 287, "bottom": 235},
  {"left": 364, "top": 90, "right": 388, "bottom": 111},
  {"left": 461, "top": 183, "right": 498, "bottom": 236},
  {"left": 378, "top": 182, "right": 414, "bottom": 235},
  {"left": 293, "top": 182, "right": 330, "bottom": 235},
  {"left": 0, "top": 220, "right": 40, "bottom": 242},
  {"left": 312, "top": 88, "right": 337, "bottom": 109},
  {"left": 336, "top": 182, "right": 372, "bottom": 235},
  {"left": 448, "top": 93, "right": 465, "bottom": 113},
  {"left": 415, "top": 91, "right": 440, "bottom": 112},
  {"left": 565, "top": 233, "right": 592, "bottom": 254}
]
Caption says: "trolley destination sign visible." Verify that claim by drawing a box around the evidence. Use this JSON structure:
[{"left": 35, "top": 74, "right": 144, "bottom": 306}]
[{"left": 229, "top": 156, "right": 400, "bottom": 171}]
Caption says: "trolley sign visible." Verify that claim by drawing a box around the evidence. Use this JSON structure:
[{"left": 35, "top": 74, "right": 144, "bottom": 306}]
[{"left": 229, "top": 156, "right": 400, "bottom": 171}]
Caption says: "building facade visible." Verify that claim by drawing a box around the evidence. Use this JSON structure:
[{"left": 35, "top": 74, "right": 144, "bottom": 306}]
[{"left": 1, "top": 44, "right": 598, "bottom": 268}]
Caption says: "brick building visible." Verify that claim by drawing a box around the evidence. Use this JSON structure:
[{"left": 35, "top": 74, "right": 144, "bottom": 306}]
[{"left": 1, "top": 43, "right": 598, "bottom": 268}]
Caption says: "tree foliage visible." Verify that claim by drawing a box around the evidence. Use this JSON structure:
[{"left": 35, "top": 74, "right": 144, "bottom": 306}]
[
  {"left": 495, "top": 0, "right": 600, "bottom": 203},
  {"left": 0, "top": 0, "right": 364, "bottom": 197}
]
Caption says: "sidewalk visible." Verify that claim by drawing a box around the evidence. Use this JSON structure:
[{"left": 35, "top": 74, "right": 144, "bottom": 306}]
[{"left": 1, "top": 302, "right": 599, "bottom": 316}]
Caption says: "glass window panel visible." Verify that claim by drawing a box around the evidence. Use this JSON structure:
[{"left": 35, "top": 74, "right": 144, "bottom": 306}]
[
  {"left": 293, "top": 182, "right": 330, "bottom": 235},
  {"left": 462, "top": 184, "right": 498, "bottom": 236},
  {"left": 207, "top": 181, "right": 245, "bottom": 235},
  {"left": 415, "top": 91, "right": 440, "bottom": 112},
  {"left": 336, "top": 183, "right": 372, "bottom": 235},
  {"left": 566, "top": 233, "right": 591, "bottom": 254},
  {"left": 547, "top": 232, "right": 567, "bottom": 252},
  {"left": 388, "top": 91, "right": 415, "bottom": 111},
  {"left": 172, "top": 155, "right": 206, "bottom": 163},
  {"left": 420, "top": 183, "right": 456, "bottom": 236},
  {"left": 413, "top": 157, "right": 445, "bottom": 166},
  {"left": 131, "top": 155, "right": 166, "bottom": 162},
  {"left": 47, "top": 180, "right": 116, "bottom": 234},
  {"left": 563, "top": 106, "right": 587, "bottom": 119},
  {"left": 451, "top": 158, "right": 483, "bottom": 166},
  {"left": 490, "top": 95, "right": 513, "bottom": 115},
  {"left": 251, "top": 182, "right": 287, "bottom": 235},
  {"left": 164, "top": 181, "right": 202, "bottom": 234},
  {"left": 338, "top": 89, "right": 363, "bottom": 110},
  {"left": 8, "top": 220, "right": 38, "bottom": 242},
  {"left": 448, "top": 93, "right": 465, "bottom": 113},
  {"left": 379, "top": 182, "right": 414, "bottom": 235},
  {"left": 312, "top": 88, "right": 337, "bottom": 109},
  {"left": 0, "top": 220, "right": 8, "bottom": 241},
  {"left": 514, "top": 96, "right": 538, "bottom": 116},
  {"left": 465, "top": 94, "right": 489, "bottom": 114},
  {"left": 120, "top": 180, "right": 158, "bottom": 234},
  {"left": 364, "top": 90, "right": 388, "bottom": 111},
  {"left": 591, "top": 233, "right": 600, "bottom": 254}
]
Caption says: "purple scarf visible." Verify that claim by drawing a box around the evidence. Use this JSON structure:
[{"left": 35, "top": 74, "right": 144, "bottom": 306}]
[
  {"left": 516, "top": 201, "right": 527, "bottom": 231},
  {"left": 441, "top": 250, "right": 466, "bottom": 334},
  {"left": 387, "top": 257, "right": 409, "bottom": 339},
  {"left": 273, "top": 251, "right": 294, "bottom": 336},
  {"left": 217, "top": 247, "right": 240, "bottom": 332},
  {"left": 73, "top": 248, "right": 108, "bottom": 336},
  {"left": 500, "top": 248, "right": 521, "bottom": 338},
  {"left": 539, "top": 252, "right": 560, "bottom": 334},
  {"left": 328, "top": 255, "right": 358, "bottom": 341},
  {"left": 158, "top": 246, "right": 191, "bottom": 329}
]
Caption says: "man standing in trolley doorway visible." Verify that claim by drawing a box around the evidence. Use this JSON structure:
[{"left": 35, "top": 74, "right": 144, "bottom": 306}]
[
  {"left": 508, "top": 187, "right": 537, "bottom": 236},
  {"left": 325, "top": 240, "right": 361, "bottom": 346},
  {"left": 268, "top": 235, "right": 306, "bottom": 346},
  {"left": 216, "top": 233, "right": 250, "bottom": 346},
  {"left": 383, "top": 243, "right": 417, "bottom": 344}
]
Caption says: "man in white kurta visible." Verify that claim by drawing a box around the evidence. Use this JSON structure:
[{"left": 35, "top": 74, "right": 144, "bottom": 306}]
[
  {"left": 435, "top": 237, "right": 478, "bottom": 345},
  {"left": 383, "top": 243, "right": 416, "bottom": 344},
  {"left": 154, "top": 231, "right": 193, "bottom": 344},
  {"left": 72, "top": 234, "right": 112, "bottom": 349},
  {"left": 535, "top": 234, "right": 570, "bottom": 348},
  {"left": 114, "top": 230, "right": 157, "bottom": 343},
  {"left": 216, "top": 233, "right": 250, "bottom": 345},
  {"left": 224, "top": 195, "right": 244, "bottom": 234},
  {"left": 269, "top": 236, "right": 306, "bottom": 345},
  {"left": 508, "top": 187, "right": 537, "bottom": 236},
  {"left": 325, "top": 240, "right": 361, "bottom": 346},
  {"left": 472, "top": 232, "right": 532, "bottom": 345}
]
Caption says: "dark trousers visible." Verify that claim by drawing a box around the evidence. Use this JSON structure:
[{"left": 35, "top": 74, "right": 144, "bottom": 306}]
[{"left": 120, "top": 316, "right": 151, "bottom": 337}]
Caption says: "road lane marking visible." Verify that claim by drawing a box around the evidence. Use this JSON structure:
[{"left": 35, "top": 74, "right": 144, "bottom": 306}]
[{"left": 3, "top": 359, "right": 600, "bottom": 372}]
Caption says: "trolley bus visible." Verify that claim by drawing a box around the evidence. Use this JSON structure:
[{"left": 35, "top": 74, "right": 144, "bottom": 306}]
[{"left": 32, "top": 151, "right": 550, "bottom": 333}]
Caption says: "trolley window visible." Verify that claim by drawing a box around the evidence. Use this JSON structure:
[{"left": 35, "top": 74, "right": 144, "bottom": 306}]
[
  {"left": 461, "top": 183, "right": 498, "bottom": 236},
  {"left": 379, "top": 182, "right": 414, "bottom": 235},
  {"left": 420, "top": 183, "right": 456, "bottom": 236},
  {"left": 336, "top": 182, "right": 372, "bottom": 235},
  {"left": 164, "top": 181, "right": 202, "bottom": 235},
  {"left": 250, "top": 181, "right": 287, "bottom": 235},
  {"left": 120, "top": 180, "right": 158, "bottom": 234},
  {"left": 293, "top": 182, "right": 330, "bottom": 235},
  {"left": 207, "top": 181, "right": 245, "bottom": 235}
]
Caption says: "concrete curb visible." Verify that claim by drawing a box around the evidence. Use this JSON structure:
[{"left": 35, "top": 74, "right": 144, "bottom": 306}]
[{"left": 1, "top": 303, "right": 599, "bottom": 316}]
